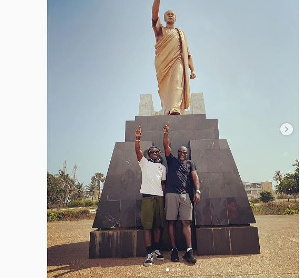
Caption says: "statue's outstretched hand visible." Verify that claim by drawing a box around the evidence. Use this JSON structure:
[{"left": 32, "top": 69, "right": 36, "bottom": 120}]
[{"left": 190, "top": 71, "right": 196, "bottom": 79}]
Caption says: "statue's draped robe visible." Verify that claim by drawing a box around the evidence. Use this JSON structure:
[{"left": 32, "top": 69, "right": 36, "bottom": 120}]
[{"left": 153, "top": 18, "right": 191, "bottom": 115}]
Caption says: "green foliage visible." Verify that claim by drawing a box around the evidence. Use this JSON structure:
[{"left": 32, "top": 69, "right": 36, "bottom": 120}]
[
  {"left": 249, "top": 202, "right": 256, "bottom": 212},
  {"left": 249, "top": 197, "right": 260, "bottom": 204},
  {"left": 47, "top": 211, "right": 61, "bottom": 221},
  {"left": 67, "top": 200, "right": 84, "bottom": 208},
  {"left": 47, "top": 208, "right": 93, "bottom": 221},
  {"left": 254, "top": 202, "right": 299, "bottom": 215},
  {"left": 274, "top": 160, "right": 299, "bottom": 201},
  {"left": 284, "top": 208, "right": 299, "bottom": 215},
  {"left": 47, "top": 172, "right": 66, "bottom": 208},
  {"left": 83, "top": 199, "right": 95, "bottom": 207},
  {"left": 86, "top": 172, "right": 105, "bottom": 201},
  {"left": 259, "top": 191, "right": 275, "bottom": 203},
  {"left": 47, "top": 169, "right": 105, "bottom": 208},
  {"left": 66, "top": 199, "right": 96, "bottom": 208}
]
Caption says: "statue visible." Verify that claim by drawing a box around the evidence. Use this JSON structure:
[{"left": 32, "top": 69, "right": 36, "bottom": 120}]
[{"left": 152, "top": 0, "right": 196, "bottom": 115}]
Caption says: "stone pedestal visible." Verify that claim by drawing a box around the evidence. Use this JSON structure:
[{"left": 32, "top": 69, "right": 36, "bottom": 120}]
[
  {"left": 89, "top": 225, "right": 260, "bottom": 258},
  {"left": 89, "top": 229, "right": 145, "bottom": 258},
  {"left": 90, "top": 97, "right": 260, "bottom": 258},
  {"left": 196, "top": 226, "right": 260, "bottom": 255}
]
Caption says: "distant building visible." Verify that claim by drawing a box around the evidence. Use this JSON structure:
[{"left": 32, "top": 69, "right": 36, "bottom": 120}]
[{"left": 243, "top": 181, "right": 274, "bottom": 199}]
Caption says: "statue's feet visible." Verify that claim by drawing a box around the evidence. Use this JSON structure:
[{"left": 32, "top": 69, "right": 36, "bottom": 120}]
[{"left": 169, "top": 109, "right": 181, "bottom": 115}]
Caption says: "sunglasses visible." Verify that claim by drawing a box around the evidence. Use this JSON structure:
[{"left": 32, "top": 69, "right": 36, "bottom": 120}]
[{"left": 149, "top": 150, "right": 160, "bottom": 154}]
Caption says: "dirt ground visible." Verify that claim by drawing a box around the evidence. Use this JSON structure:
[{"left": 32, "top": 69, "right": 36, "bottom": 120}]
[{"left": 47, "top": 215, "right": 299, "bottom": 277}]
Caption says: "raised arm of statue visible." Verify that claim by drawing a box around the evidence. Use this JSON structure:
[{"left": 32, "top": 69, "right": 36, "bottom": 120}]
[
  {"left": 152, "top": 0, "right": 160, "bottom": 21},
  {"left": 152, "top": 0, "right": 162, "bottom": 40}
]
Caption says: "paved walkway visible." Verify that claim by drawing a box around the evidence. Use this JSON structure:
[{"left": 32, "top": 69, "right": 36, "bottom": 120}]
[{"left": 47, "top": 215, "right": 299, "bottom": 277}]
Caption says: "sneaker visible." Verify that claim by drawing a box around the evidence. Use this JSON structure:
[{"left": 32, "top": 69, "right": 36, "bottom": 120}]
[
  {"left": 143, "top": 253, "right": 153, "bottom": 266},
  {"left": 170, "top": 248, "right": 179, "bottom": 262},
  {"left": 152, "top": 249, "right": 164, "bottom": 261},
  {"left": 183, "top": 249, "right": 197, "bottom": 264}
]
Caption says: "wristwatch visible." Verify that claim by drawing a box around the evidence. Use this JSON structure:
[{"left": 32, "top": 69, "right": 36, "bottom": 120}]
[{"left": 196, "top": 189, "right": 201, "bottom": 195}]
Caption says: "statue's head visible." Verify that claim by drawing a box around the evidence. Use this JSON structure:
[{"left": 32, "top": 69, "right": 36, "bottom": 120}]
[{"left": 164, "top": 10, "right": 176, "bottom": 25}]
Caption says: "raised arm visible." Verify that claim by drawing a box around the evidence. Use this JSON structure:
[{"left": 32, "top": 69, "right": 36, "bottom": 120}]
[
  {"left": 152, "top": 0, "right": 160, "bottom": 21},
  {"left": 163, "top": 122, "right": 172, "bottom": 157},
  {"left": 135, "top": 126, "right": 143, "bottom": 161}
]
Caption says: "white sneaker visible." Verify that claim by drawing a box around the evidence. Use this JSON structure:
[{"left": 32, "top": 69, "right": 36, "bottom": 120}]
[
  {"left": 152, "top": 249, "right": 164, "bottom": 261},
  {"left": 143, "top": 253, "right": 153, "bottom": 266}
]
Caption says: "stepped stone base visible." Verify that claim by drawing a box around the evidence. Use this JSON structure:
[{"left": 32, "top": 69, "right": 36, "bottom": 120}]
[
  {"left": 90, "top": 111, "right": 260, "bottom": 258},
  {"left": 196, "top": 225, "right": 260, "bottom": 255},
  {"left": 89, "top": 225, "right": 259, "bottom": 258}
]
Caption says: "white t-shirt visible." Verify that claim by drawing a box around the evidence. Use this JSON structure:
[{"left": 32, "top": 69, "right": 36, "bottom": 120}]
[{"left": 138, "top": 156, "right": 166, "bottom": 196}]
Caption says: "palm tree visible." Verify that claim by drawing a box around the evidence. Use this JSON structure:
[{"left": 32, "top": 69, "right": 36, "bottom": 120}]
[{"left": 87, "top": 172, "right": 105, "bottom": 201}]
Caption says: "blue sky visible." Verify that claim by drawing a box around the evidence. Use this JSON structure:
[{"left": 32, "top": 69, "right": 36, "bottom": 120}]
[{"left": 48, "top": 0, "right": 299, "bottom": 187}]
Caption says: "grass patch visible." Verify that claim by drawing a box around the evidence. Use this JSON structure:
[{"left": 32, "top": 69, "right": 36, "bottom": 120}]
[
  {"left": 252, "top": 201, "right": 299, "bottom": 215},
  {"left": 47, "top": 208, "right": 95, "bottom": 221}
]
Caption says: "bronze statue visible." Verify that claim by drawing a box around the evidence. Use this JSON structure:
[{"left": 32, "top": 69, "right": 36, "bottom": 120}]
[{"left": 152, "top": 0, "right": 196, "bottom": 115}]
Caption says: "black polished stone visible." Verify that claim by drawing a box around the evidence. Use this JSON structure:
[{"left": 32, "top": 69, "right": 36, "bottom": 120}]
[
  {"left": 120, "top": 200, "right": 137, "bottom": 227},
  {"left": 190, "top": 139, "right": 220, "bottom": 150},
  {"left": 223, "top": 172, "right": 247, "bottom": 198},
  {"left": 210, "top": 198, "right": 229, "bottom": 225},
  {"left": 196, "top": 226, "right": 259, "bottom": 255},
  {"left": 209, "top": 172, "right": 225, "bottom": 198},
  {"left": 227, "top": 197, "right": 256, "bottom": 224},
  {"left": 220, "top": 149, "right": 239, "bottom": 173},
  {"left": 196, "top": 228, "right": 214, "bottom": 255},
  {"left": 93, "top": 114, "right": 256, "bottom": 230},
  {"left": 97, "top": 230, "right": 136, "bottom": 257},
  {"left": 135, "top": 199, "right": 142, "bottom": 228},
  {"left": 92, "top": 200, "right": 120, "bottom": 229},
  {"left": 212, "top": 228, "right": 231, "bottom": 255},
  {"left": 230, "top": 226, "right": 260, "bottom": 254},
  {"left": 136, "top": 229, "right": 146, "bottom": 257},
  {"left": 90, "top": 114, "right": 260, "bottom": 257},
  {"left": 197, "top": 172, "right": 210, "bottom": 199},
  {"left": 194, "top": 198, "right": 212, "bottom": 226},
  {"left": 206, "top": 149, "right": 222, "bottom": 172}
]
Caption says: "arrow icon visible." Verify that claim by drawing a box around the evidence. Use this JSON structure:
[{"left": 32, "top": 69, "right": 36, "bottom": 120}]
[{"left": 280, "top": 123, "right": 293, "bottom": 136}]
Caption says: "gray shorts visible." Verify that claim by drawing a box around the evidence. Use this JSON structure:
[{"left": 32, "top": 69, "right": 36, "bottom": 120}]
[{"left": 165, "top": 193, "right": 193, "bottom": 221}]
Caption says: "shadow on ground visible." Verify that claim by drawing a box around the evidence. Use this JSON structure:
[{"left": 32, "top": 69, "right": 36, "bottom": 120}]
[
  {"left": 47, "top": 241, "right": 149, "bottom": 277},
  {"left": 47, "top": 241, "right": 248, "bottom": 277}
]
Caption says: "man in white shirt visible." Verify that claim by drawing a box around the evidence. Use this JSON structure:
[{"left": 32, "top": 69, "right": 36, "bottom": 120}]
[{"left": 135, "top": 126, "right": 166, "bottom": 266}]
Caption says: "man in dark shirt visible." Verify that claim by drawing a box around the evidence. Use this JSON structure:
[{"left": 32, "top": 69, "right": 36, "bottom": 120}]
[{"left": 163, "top": 122, "right": 201, "bottom": 264}]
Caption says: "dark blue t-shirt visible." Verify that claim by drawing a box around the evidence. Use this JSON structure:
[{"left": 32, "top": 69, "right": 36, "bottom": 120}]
[{"left": 165, "top": 153, "right": 196, "bottom": 194}]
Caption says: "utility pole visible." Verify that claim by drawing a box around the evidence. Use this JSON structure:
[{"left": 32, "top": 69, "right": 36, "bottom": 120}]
[
  {"left": 63, "top": 160, "right": 67, "bottom": 173},
  {"left": 72, "top": 164, "right": 78, "bottom": 181}
]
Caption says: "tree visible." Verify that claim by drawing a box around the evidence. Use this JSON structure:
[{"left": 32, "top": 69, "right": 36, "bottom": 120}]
[
  {"left": 259, "top": 190, "right": 275, "bottom": 203},
  {"left": 74, "top": 182, "right": 85, "bottom": 200},
  {"left": 58, "top": 169, "right": 77, "bottom": 203},
  {"left": 47, "top": 168, "right": 88, "bottom": 208},
  {"left": 87, "top": 172, "right": 105, "bottom": 201},
  {"left": 274, "top": 160, "right": 299, "bottom": 202},
  {"left": 47, "top": 172, "right": 66, "bottom": 208}
]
